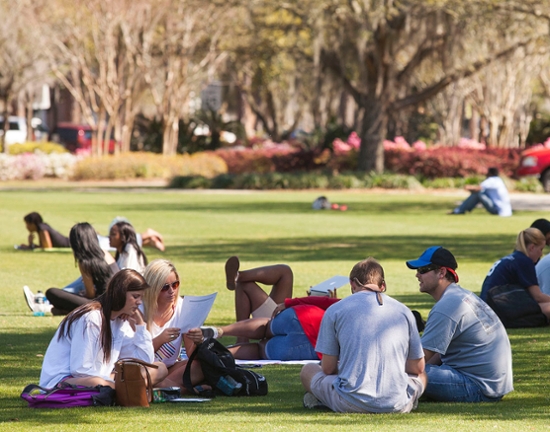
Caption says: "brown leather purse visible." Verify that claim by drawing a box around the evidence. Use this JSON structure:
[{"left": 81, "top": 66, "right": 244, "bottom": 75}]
[{"left": 114, "top": 358, "right": 158, "bottom": 407}]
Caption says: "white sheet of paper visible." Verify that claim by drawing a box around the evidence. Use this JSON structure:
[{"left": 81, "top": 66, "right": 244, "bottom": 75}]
[
  {"left": 177, "top": 293, "right": 217, "bottom": 332},
  {"left": 309, "top": 275, "right": 349, "bottom": 295},
  {"left": 169, "top": 398, "right": 211, "bottom": 403}
]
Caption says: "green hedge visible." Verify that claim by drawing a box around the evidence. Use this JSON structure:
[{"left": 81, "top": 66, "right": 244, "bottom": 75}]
[{"left": 169, "top": 171, "right": 542, "bottom": 192}]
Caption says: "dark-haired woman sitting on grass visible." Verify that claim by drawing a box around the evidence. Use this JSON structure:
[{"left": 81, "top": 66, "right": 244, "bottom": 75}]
[
  {"left": 45, "top": 222, "right": 119, "bottom": 315},
  {"left": 39, "top": 269, "right": 167, "bottom": 389},
  {"left": 109, "top": 221, "right": 148, "bottom": 274}
]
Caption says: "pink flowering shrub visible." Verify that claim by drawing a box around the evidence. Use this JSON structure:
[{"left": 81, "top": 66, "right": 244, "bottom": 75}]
[
  {"left": 0, "top": 152, "right": 79, "bottom": 180},
  {"left": 213, "top": 133, "right": 521, "bottom": 178}
]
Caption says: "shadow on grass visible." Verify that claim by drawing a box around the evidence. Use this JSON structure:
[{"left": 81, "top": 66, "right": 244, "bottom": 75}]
[
  {"left": 4, "top": 303, "right": 550, "bottom": 424},
  {"left": 113, "top": 198, "right": 455, "bottom": 215},
  {"left": 170, "top": 233, "right": 515, "bottom": 263}
]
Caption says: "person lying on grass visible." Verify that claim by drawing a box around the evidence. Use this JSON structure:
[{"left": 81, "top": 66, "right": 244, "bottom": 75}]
[
  {"left": 189, "top": 291, "right": 339, "bottom": 361},
  {"left": 194, "top": 259, "right": 425, "bottom": 361},
  {"left": 223, "top": 256, "right": 293, "bottom": 330},
  {"left": 18, "top": 212, "right": 69, "bottom": 250},
  {"left": 39, "top": 269, "right": 167, "bottom": 389}
]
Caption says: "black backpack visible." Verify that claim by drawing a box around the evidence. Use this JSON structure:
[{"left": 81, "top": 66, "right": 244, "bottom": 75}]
[{"left": 182, "top": 338, "right": 268, "bottom": 397}]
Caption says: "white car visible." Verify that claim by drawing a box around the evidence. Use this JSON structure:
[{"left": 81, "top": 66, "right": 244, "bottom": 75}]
[{"left": 0, "top": 116, "right": 28, "bottom": 145}]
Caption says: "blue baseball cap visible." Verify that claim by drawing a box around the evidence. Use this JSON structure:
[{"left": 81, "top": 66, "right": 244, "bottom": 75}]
[{"left": 406, "top": 246, "right": 458, "bottom": 270}]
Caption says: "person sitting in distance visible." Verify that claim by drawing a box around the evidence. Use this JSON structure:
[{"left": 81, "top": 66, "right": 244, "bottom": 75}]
[{"left": 449, "top": 167, "right": 511, "bottom": 216}]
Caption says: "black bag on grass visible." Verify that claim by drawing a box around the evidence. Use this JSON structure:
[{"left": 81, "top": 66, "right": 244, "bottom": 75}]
[
  {"left": 182, "top": 338, "right": 268, "bottom": 397},
  {"left": 485, "top": 284, "right": 548, "bottom": 328}
]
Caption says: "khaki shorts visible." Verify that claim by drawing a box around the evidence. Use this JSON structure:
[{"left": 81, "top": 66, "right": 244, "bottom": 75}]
[
  {"left": 310, "top": 372, "right": 424, "bottom": 414},
  {"left": 251, "top": 296, "right": 277, "bottom": 318}
]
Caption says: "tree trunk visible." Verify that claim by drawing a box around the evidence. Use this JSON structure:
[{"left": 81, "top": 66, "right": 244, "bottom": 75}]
[{"left": 357, "top": 101, "right": 387, "bottom": 173}]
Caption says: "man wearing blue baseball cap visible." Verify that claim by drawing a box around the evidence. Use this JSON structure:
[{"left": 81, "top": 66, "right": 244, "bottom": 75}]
[{"left": 406, "top": 246, "right": 513, "bottom": 402}]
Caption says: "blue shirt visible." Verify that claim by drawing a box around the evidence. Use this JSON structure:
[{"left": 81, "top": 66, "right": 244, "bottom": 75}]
[
  {"left": 480, "top": 250, "right": 538, "bottom": 300},
  {"left": 421, "top": 284, "right": 513, "bottom": 398}
]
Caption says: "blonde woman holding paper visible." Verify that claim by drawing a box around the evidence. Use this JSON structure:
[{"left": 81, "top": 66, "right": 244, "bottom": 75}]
[{"left": 141, "top": 259, "right": 206, "bottom": 391}]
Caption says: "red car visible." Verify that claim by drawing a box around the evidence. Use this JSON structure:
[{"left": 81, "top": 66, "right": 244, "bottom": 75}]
[
  {"left": 517, "top": 145, "right": 550, "bottom": 192},
  {"left": 52, "top": 123, "right": 115, "bottom": 154}
]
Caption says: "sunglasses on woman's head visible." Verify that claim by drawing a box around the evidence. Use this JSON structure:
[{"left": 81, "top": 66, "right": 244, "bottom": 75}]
[
  {"left": 417, "top": 265, "right": 440, "bottom": 274},
  {"left": 161, "top": 280, "right": 180, "bottom": 291}
]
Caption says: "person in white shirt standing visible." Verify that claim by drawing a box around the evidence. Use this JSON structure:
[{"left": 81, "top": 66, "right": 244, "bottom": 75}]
[{"left": 450, "top": 167, "right": 512, "bottom": 216}]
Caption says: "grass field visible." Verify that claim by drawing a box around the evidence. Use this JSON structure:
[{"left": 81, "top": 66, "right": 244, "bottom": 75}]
[{"left": 1, "top": 185, "right": 550, "bottom": 431}]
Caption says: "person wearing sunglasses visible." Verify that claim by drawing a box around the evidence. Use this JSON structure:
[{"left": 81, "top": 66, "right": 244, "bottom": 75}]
[
  {"left": 406, "top": 246, "right": 513, "bottom": 403},
  {"left": 140, "top": 259, "right": 205, "bottom": 391}
]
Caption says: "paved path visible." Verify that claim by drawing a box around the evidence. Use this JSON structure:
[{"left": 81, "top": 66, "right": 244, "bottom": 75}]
[{"left": 509, "top": 193, "right": 550, "bottom": 212}]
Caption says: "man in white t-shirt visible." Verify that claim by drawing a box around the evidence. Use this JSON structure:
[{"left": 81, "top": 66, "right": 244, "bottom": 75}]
[{"left": 450, "top": 167, "right": 512, "bottom": 216}]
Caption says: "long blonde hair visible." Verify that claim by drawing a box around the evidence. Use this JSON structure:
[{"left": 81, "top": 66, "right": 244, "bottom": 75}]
[
  {"left": 515, "top": 228, "right": 545, "bottom": 255},
  {"left": 142, "top": 259, "right": 179, "bottom": 332}
]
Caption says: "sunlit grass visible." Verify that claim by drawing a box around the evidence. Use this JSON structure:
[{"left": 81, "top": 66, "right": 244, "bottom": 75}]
[{"left": 1, "top": 187, "right": 549, "bottom": 431}]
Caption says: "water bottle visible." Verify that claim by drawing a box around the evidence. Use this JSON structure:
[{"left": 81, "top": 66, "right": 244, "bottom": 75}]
[
  {"left": 33, "top": 291, "right": 46, "bottom": 317},
  {"left": 216, "top": 375, "right": 242, "bottom": 396}
]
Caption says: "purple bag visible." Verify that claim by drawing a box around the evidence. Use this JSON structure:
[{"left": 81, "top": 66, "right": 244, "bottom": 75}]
[{"left": 21, "top": 383, "right": 115, "bottom": 408}]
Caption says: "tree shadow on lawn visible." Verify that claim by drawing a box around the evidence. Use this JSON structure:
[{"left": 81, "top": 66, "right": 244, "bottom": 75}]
[
  {"left": 114, "top": 198, "right": 455, "bottom": 215},
  {"left": 170, "top": 233, "right": 515, "bottom": 264}
]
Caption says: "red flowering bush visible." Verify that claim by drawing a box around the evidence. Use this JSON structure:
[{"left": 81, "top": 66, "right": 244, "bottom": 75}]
[
  {"left": 213, "top": 146, "right": 322, "bottom": 174},
  {"left": 213, "top": 134, "right": 522, "bottom": 179}
]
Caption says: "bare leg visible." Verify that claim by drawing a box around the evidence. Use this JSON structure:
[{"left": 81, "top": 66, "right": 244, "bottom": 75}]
[
  {"left": 230, "top": 260, "right": 293, "bottom": 323},
  {"left": 221, "top": 317, "right": 271, "bottom": 340},
  {"left": 148, "top": 362, "right": 168, "bottom": 386},
  {"left": 141, "top": 228, "right": 165, "bottom": 251},
  {"left": 228, "top": 343, "right": 262, "bottom": 359},
  {"left": 154, "top": 359, "right": 204, "bottom": 393},
  {"left": 237, "top": 264, "right": 294, "bottom": 304}
]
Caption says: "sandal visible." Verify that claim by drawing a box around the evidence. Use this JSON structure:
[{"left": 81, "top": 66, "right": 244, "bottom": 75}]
[{"left": 224, "top": 256, "right": 240, "bottom": 290}]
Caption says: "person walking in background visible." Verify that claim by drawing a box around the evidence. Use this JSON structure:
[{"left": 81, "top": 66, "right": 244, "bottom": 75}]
[
  {"left": 449, "top": 167, "right": 511, "bottom": 216},
  {"left": 406, "top": 246, "right": 513, "bottom": 402}
]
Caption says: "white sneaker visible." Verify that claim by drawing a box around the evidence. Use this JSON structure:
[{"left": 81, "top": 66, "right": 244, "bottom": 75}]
[
  {"left": 23, "top": 286, "right": 36, "bottom": 312},
  {"left": 303, "top": 392, "right": 328, "bottom": 410}
]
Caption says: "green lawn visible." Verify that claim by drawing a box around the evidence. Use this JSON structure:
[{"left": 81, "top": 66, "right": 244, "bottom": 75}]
[{"left": 1, "top": 186, "right": 549, "bottom": 431}]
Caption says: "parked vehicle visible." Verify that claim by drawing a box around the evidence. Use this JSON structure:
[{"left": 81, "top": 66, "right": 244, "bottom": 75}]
[
  {"left": 51, "top": 123, "right": 114, "bottom": 153},
  {"left": 0, "top": 116, "right": 27, "bottom": 145},
  {"left": 517, "top": 145, "right": 550, "bottom": 192}
]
